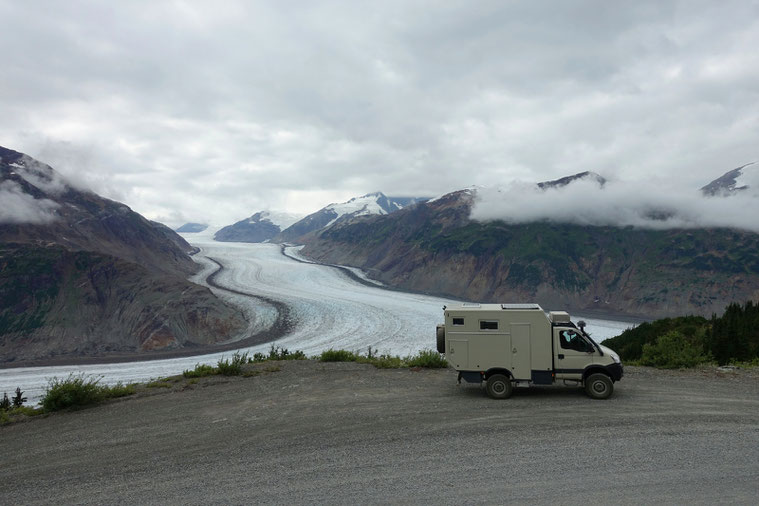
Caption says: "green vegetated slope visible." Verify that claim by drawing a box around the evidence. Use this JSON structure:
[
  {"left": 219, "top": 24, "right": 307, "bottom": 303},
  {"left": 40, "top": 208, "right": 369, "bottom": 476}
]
[
  {"left": 301, "top": 192, "right": 759, "bottom": 319},
  {"left": 604, "top": 301, "right": 759, "bottom": 366},
  {"left": 0, "top": 244, "right": 243, "bottom": 363}
]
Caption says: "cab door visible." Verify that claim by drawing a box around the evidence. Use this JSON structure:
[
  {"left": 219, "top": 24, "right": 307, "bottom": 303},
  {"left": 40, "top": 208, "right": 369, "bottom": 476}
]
[{"left": 553, "top": 328, "right": 594, "bottom": 380}]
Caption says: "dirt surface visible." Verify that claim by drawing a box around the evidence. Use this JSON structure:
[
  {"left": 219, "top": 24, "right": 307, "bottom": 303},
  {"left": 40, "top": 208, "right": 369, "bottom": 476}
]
[{"left": 2, "top": 363, "right": 758, "bottom": 505}]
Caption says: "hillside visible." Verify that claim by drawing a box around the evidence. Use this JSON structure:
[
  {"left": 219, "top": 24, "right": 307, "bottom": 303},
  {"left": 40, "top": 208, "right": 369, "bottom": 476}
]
[
  {"left": 0, "top": 146, "right": 246, "bottom": 364},
  {"left": 300, "top": 187, "right": 759, "bottom": 319}
]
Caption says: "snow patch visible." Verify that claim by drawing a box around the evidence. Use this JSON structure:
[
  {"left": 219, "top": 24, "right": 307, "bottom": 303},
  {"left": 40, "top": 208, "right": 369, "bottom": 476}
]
[{"left": 323, "top": 193, "right": 389, "bottom": 227}]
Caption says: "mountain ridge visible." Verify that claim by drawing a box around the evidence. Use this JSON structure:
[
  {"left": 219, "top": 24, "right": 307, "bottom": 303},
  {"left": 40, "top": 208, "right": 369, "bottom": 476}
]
[
  {"left": 299, "top": 167, "right": 759, "bottom": 319},
  {"left": 0, "top": 146, "right": 247, "bottom": 364}
]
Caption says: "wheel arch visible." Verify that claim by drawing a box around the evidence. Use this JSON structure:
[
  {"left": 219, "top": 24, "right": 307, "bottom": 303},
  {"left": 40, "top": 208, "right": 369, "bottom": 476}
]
[
  {"left": 583, "top": 366, "right": 613, "bottom": 382},
  {"left": 484, "top": 367, "right": 512, "bottom": 380}
]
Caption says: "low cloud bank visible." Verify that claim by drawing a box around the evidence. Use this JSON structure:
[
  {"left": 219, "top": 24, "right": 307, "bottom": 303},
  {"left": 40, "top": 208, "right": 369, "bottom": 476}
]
[
  {"left": 0, "top": 180, "right": 60, "bottom": 224},
  {"left": 470, "top": 173, "right": 759, "bottom": 233}
]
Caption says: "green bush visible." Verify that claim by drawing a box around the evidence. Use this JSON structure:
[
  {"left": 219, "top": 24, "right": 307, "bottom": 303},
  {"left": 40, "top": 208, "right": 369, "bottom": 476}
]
[
  {"left": 320, "top": 349, "right": 358, "bottom": 362},
  {"left": 640, "top": 330, "right": 711, "bottom": 369},
  {"left": 406, "top": 349, "right": 449, "bottom": 368},
  {"left": 217, "top": 351, "right": 249, "bottom": 376},
  {"left": 319, "top": 348, "right": 448, "bottom": 369},
  {"left": 41, "top": 374, "right": 135, "bottom": 412}
]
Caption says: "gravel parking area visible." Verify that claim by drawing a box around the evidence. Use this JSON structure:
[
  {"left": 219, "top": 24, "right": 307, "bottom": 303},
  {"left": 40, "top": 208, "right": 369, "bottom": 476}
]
[{"left": 2, "top": 362, "right": 758, "bottom": 505}]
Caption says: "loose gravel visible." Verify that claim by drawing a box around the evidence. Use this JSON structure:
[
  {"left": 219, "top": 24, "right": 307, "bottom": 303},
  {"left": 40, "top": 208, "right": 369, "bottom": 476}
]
[{"left": 1, "top": 362, "right": 757, "bottom": 505}]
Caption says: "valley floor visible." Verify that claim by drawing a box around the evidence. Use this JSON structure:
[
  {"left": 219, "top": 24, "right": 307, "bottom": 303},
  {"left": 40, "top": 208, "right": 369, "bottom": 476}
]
[{"left": 2, "top": 363, "right": 757, "bottom": 505}]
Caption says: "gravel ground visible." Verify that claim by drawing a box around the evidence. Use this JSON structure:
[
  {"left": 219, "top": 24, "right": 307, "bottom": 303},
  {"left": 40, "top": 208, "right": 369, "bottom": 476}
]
[{"left": 1, "top": 363, "right": 758, "bottom": 505}]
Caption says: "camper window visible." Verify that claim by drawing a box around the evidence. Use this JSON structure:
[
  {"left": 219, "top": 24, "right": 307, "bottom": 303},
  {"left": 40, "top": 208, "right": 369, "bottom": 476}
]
[
  {"left": 480, "top": 320, "right": 499, "bottom": 330},
  {"left": 452, "top": 317, "right": 464, "bottom": 326}
]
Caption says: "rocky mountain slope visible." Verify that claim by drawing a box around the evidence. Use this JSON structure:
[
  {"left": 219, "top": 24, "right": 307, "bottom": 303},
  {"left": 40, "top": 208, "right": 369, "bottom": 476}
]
[
  {"left": 300, "top": 172, "right": 759, "bottom": 319},
  {"left": 175, "top": 223, "right": 208, "bottom": 233},
  {"left": 700, "top": 161, "right": 757, "bottom": 196},
  {"left": 214, "top": 211, "right": 302, "bottom": 243},
  {"left": 0, "top": 146, "right": 246, "bottom": 364},
  {"left": 275, "top": 192, "right": 428, "bottom": 244}
]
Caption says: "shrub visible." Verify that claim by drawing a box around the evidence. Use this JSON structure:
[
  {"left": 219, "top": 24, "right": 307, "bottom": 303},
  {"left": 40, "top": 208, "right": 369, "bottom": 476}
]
[
  {"left": 183, "top": 363, "right": 217, "bottom": 378},
  {"left": 217, "top": 351, "right": 249, "bottom": 376},
  {"left": 0, "top": 392, "right": 10, "bottom": 411},
  {"left": 41, "top": 374, "right": 104, "bottom": 411},
  {"left": 360, "top": 354, "right": 403, "bottom": 369},
  {"left": 40, "top": 374, "right": 134, "bottom": 411},
  {"left": 265, "top": 345, "right": 308, "bottom": 361},
  {"left": 640, "top": 330, "right": 711, "bottom": 369},
  {"left": 406, "top": 349, "right": 449, "bottom": 368},
  {"left": 320, "top": 349, "right": 358, "bottom": 362}
]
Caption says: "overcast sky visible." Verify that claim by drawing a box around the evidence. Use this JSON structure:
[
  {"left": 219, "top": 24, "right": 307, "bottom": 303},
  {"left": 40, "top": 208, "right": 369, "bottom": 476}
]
[{"left": 1, "top": 0, "right": 757, "bottom": 227}]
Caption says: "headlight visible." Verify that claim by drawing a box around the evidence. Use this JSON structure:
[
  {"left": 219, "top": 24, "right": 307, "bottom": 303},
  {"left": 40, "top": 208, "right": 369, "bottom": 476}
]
[{"left": 611, "top": 353, "right": 620, "bottom": 364}]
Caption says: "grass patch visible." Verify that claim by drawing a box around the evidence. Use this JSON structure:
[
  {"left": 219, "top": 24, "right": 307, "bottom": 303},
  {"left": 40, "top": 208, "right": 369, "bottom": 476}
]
[
  {"left": 40, "top": 374, "right": 136, "bottom": 412},
  {"left": 1, "top": 405, "right": 45, "bottom": 424},
  {"left": 145, "top": 379, "right": 173, "bottom": 389},
  {"left": 318, "top": 348, "right": 448, "bottom": 369}
]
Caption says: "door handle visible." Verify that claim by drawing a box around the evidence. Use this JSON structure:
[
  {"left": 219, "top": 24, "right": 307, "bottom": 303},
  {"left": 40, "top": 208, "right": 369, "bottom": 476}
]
[{"left": 558, "top": 354, "right": 565, "bottom": 359}]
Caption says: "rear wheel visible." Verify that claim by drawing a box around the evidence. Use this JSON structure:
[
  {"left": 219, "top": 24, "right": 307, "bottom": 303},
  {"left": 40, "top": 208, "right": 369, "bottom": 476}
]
[
  {"left": 585, "top": 373, "right": 613, "bottom": 399},
  {"left": 486, "top": 374, "right": 512, "bottom": 399}
]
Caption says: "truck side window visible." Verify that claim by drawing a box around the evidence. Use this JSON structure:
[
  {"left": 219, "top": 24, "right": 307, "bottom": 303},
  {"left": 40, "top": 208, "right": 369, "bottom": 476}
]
[
  {"left": 452, "top": 317, "right": 464, "bottom": 326},
  {"left": 560, "top": 330, "right": 590, "bottom": 352},
  {"left": 480, "top": 320, "right": 498, "bottom": 330}
]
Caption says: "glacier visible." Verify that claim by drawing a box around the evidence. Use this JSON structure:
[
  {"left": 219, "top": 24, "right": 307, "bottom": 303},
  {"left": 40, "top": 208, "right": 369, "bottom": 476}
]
[{"left": 0, "top": 234, "right": 636, "bottom": 405}]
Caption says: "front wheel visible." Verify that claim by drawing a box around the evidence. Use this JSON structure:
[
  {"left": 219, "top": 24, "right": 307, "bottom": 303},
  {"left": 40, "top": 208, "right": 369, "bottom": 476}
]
[
  {"left": 585, "top": 373, "right": 613, "bottom": 399},
  {"left": 486, "top": 374, "right": 513, "bottom": 399}
]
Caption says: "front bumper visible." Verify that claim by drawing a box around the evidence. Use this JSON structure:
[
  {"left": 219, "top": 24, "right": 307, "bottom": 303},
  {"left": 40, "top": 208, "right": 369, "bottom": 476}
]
[{"left": 606, "top": 363, "right": 624, "bottom": 382}]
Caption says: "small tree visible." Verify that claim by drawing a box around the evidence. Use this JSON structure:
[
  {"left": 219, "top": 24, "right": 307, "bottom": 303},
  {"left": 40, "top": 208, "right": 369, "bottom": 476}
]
[
  {"left": 0, "top": 392, "right": 10, "bottom": 411},
  {"left": 12, "top": 387, "right": 27, "bottom": 408}
]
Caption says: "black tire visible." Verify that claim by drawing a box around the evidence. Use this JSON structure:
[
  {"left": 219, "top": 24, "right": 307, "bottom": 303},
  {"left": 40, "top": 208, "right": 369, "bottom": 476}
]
[
  {"left": 436, "top": 325, "right": 446, "bottom": 353},
  {"left": 486, "top": 374, "right": 513, "bottom": 399},
  {"left": 585, "top": 373, "right": 613, "bottom": 400}
]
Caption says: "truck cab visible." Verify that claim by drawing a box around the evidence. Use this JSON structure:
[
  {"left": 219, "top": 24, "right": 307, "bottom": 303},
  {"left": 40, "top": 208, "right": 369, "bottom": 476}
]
[{"left": 436, "top": 303, "right": 623, "bottom": 399}]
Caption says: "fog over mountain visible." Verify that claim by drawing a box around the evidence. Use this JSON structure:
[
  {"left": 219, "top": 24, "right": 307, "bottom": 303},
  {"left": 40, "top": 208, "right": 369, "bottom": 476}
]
[
  {"left": 471, "top": 166, "right": 759, "bottom": 232},
  {"left": 1, "top": 2, "right": 758, "bottom": 227}
]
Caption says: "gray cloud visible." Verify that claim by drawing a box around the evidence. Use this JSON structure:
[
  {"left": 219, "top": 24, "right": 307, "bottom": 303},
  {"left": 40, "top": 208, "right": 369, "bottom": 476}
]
[
  {"left": 471, "top": 166, "right": 759, "bottom": 232},
  {"left": 1, "top": 1, "right": 757, "bottom": 227},
  {"left": 0, "top": 181, "right": 60, "bottom": 224}
]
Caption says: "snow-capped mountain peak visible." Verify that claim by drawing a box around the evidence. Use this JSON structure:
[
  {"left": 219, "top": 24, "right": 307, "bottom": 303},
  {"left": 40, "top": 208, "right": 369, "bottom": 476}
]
[{"left": 323, "top": 192, "right": 399, "bottom": 227}]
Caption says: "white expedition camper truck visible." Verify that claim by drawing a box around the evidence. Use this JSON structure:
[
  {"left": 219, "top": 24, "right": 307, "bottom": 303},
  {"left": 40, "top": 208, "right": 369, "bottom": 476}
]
[{"left": 436, "top": 303, "right": 623, "bottom": 399}]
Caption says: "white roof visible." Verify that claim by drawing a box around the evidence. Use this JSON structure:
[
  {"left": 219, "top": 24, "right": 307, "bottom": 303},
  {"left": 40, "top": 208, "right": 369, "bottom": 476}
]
[{"left": 447, "top": 303, "right": 543, "bottom": 311}]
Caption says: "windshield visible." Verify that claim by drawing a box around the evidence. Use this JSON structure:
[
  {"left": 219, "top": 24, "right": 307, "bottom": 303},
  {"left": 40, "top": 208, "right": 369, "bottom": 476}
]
[
  {"left": 570, "top": 321, "right": 599, "bottom": 346},
  {"left": 582, "top": 330, "right": 599, "bottom": 346}
]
